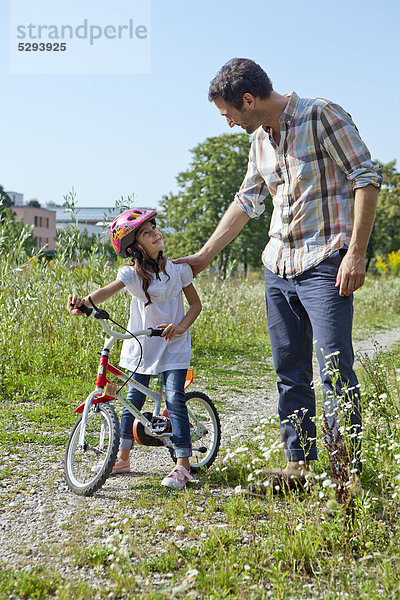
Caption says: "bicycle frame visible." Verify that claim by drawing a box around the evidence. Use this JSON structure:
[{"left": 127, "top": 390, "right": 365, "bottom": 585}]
[{"left": 75, "top": 317, "right": 193, "bottom": 451}]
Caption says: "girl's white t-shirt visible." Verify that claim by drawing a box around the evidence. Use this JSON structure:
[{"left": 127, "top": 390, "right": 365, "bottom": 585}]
[{"left": 116, "top": 260, "right": 193, "bottom": 375}]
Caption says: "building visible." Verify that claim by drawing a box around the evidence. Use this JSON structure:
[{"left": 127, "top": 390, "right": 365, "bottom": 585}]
[
  {"left": 13, "top": 206, "right": 57, "bottom": 251},
  {"left": 5, "top": 191, "right": 24, "bottom": 206},
  {"left": 55, "top": 206, "right": 120, "bottom": 237}
]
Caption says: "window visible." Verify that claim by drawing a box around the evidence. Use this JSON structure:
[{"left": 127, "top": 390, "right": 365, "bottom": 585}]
[{"left": 34, "top": 216, "right": 38, "bottom": 227}]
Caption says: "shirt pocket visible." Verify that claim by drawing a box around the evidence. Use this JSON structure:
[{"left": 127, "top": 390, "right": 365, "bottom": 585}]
[
  {"left": 258, "top": 160, "right": 284, "bottom": 194},
  {"left": 289, "top": 153, "right": 315, "bottom": 183}
]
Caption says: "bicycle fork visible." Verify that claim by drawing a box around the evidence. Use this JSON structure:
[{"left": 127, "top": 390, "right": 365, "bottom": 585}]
[{"left": 77, "top": 388, "right": 103, "bottom": 450}]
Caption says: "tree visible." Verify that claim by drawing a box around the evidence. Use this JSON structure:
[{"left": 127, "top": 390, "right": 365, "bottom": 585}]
[
  {"left": 27, "top": 199, "right": 41, "bottom": 208},
  {"left": 0, "top": 186, "right": 12, "bottom": 208},
  {"left": 159, "top": 133, "right": 272, "bottom": 276},
  {"left": 367, "top": 161, "right": 400, "bottom": 267},
  {"left": 0, "top": 186, "right": 12, "bottom": 222}
]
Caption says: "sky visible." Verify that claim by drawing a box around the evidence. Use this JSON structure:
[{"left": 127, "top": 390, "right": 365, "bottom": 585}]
[{"left": 1, "top": 0, "right": 399, "bottom": 209}]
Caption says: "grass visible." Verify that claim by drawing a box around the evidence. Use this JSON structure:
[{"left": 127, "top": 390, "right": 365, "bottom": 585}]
[
  {"left": 2, "top": 249, "right": 400, "bottom": 598},
  {"left": 6, "top": 466, "right": 399, "bottom": 599},
  {"left": 353, "top": 274, "right": 400, "bottom": 335}
]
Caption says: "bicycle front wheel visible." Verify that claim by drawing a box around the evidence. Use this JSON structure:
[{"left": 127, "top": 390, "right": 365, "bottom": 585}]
[
  {"left": 184, "top": 391, "right": 221, "bottom": 472},
  {"left": 64, "top": 403, "right": 120, "bottom": 496}
]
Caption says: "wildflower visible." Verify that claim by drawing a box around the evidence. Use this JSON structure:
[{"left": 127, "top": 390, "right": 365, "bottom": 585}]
[{"left": 186, "top": 568, "right": 199, "bottom": 578}]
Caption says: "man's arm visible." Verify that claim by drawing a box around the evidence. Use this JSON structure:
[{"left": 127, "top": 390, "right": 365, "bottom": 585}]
[
  {"left": 174, "top": 201, "right": 250, "bottom": 275},
  {"left": 336, "top": 184, "right": 379, "bottom": 296}
]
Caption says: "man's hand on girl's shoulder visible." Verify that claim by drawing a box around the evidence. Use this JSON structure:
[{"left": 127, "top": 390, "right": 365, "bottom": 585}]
[{"left": 172, "top": 253, "right": 210, "bottom": 277}]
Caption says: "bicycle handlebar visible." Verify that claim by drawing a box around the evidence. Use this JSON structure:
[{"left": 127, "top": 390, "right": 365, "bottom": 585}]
[
  {"left": 73, "top": 303, "right": 93, "bottom": 317},
  {"left": 69, "top": 303, "right": 164, "bottom": 339},
  {"left": 148, "top": 327, "right": 163, "bottom": 336}
]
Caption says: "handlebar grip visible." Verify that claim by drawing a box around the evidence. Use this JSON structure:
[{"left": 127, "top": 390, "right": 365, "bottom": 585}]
[
  {"left": 70, "top": 302, "right": 93, "bottom": 317},
  {"left": 149, "top": 327, "right": 164, "bottom": 337}
]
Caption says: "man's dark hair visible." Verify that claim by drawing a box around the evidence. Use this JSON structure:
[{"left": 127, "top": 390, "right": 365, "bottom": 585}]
[{"left": 208, "top": 58, "right": 273, "bottom": 109}]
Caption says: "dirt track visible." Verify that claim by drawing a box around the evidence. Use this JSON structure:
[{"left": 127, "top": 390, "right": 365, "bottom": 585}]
[{"left": 0, "top": 326, "right": 399, "bottom": 587}]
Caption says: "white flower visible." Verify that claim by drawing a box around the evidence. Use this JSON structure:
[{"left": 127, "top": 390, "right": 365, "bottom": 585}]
[
  {"left": 234, "top": 445, "right": 248, "bottom": 454},
  {"left": 186, "top": 568, "right": 199, "bottom": 578},
  {"left": 325, "top": 351, "right": 340, "bottom": 359}
]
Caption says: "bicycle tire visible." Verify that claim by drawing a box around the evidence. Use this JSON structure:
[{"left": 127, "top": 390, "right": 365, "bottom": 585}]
[
  {"left": 169, "top": 391, "right": 221, "bottom": 473},
  {"left": 64, "top": 403, "right": 120, "bottom": 496}
]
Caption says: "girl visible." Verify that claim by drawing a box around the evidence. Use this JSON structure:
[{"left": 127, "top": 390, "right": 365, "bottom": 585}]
[{"left": 67, "top": 208, "right": 202, "bottom": 489}]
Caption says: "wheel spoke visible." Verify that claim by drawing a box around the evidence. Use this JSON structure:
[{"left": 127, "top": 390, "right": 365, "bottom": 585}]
[
  {"left": 183, "top": 392, "right": 221, "bottom": 472},
  {"left": 64, "top": 404, "right": 119, "bottom": 496}
]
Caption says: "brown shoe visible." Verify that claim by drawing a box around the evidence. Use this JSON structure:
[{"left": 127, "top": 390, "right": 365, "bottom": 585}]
[{"left": 247, "top": 468, "right": 311, "bottom": 497}]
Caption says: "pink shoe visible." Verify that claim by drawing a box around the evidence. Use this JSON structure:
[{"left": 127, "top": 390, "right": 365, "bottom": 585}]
[
  {"left": 112, "top": 457, "right": 131, "bottom": 474},
  {"left": 161, "top": 465, "right": 193, "bottom": 489}
]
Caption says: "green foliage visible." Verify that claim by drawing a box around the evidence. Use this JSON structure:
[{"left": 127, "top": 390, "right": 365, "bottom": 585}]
[
  {"left": 159, "top": 133, "right": 272, "bottom": 276},
  {"left": 0, "top": 206, "right": 37, "bottom": 258},
  {"left": 0, "top": 566, "right": 99, "bottom": 600},
  {"left": 0, "top": 185, "right": 37, "bottom": 258},
  {"left": 374, "top": 249, "right": 400, "bottom": 277},
  {"left": 352, "top": 275, "right": 400, "bottom": 333},
  {"left": 368, "top": 160, "right": 400, "bottom": 264},
  {"left": 0, "top": 566, "right": 59, "bottom": 599},
  {"left": 191, "top": 272, "right": 267, "bottom": 348},
  {"left": 27, "top": 199, "right": 41, "bottom": 208},
  {"left": 55, "top": 189, "right": 117, "bottom": 264},
  {"left": 2, "top": 209, "right": 400, "bottom": 598},
  {"left": 0, "top": 186, "right": 12, "bottom": 210}
]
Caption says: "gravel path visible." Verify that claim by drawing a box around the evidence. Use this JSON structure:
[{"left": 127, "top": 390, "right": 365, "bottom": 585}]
[{"left": 1, "top": 326, "right": 400, "bottom": 589}]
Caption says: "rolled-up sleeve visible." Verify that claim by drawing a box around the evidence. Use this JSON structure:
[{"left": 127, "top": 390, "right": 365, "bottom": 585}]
[
  {"left": 319, "top": 102, "right": 382, "bottom": 191},
  {"left": 235, "top": 144, "right": 268, "bottom": 218}
]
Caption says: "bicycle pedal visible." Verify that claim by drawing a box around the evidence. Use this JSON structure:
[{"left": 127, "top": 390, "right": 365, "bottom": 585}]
[
  {"left": 133, "top": 413, "right": 165, "bottom": 447},
  {"left": 150, "top": 416, "right": 172, "bottom": 435}
]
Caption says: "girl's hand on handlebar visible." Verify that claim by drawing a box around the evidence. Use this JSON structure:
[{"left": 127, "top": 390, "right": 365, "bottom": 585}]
[
  {"left": 67, "top": 293, "right": 87, "bottom": 316},
  {"left": 157, "top": 322, "right": 185, "bottom": 341}
]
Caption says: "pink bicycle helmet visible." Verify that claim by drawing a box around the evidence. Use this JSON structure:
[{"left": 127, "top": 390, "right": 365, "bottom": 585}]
[{"left": 110, "top": 208, "right": 157, "bottom": 257}]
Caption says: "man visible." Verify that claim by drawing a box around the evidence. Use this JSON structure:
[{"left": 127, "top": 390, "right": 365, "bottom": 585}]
[{"left": 176, "top": 58, "right": 382, "bottom": 491}]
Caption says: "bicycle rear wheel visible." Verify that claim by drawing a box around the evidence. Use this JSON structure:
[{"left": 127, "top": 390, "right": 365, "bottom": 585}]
[
  {"left": 64, "top": 403, "right": 120, "bottom": 496},
  {"left": 169, "top": 391, "right": 221, "bottom": 473}
]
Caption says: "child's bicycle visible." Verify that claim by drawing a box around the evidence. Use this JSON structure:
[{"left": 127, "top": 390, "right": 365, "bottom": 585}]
[{"left": 64, "top": 303, "right": 221, "bottom": 496}]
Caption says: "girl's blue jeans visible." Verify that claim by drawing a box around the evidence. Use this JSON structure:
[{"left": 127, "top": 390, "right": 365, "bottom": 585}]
[
  {"left": 119, "top": 369, "right": 192, "bottom": 458},
  {"left": 265, "top": 249, "right": 362, "bottom": 471}
]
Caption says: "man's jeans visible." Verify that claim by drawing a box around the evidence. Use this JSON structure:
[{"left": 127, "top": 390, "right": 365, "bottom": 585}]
[
  {"left": 265, "top": 250, "right": 361, "bottom": 469},
  {"left": 119, "top": 369, "right": 192, "bottom": 458}
]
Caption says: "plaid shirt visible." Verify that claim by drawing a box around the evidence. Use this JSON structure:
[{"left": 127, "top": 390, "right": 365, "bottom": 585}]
[{"left": 236, "top": 92, "right": 382, "bottom": 277}]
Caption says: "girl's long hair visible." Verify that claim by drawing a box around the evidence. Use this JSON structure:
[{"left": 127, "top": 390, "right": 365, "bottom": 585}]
[{"left": 127, "top": 240, "right": 169, "bottom": 306}]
